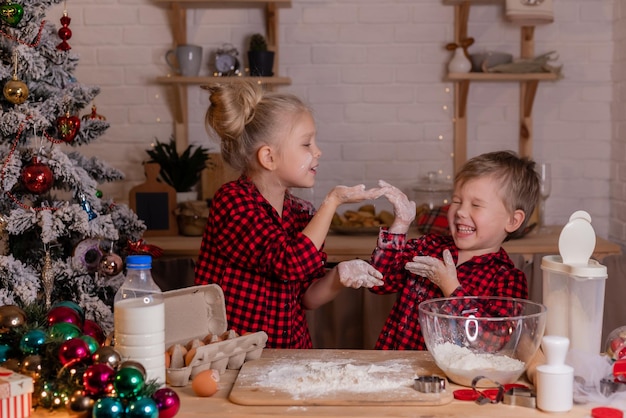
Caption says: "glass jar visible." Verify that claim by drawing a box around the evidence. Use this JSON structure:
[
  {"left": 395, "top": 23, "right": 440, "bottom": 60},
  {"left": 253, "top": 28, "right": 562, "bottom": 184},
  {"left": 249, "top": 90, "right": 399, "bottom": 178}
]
[{"left": 411, "top": 172, "right": 453, "bottom": 210}]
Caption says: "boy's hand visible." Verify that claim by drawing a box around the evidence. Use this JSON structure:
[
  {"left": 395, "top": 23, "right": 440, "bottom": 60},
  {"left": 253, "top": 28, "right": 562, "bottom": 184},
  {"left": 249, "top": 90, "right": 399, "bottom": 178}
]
[
  {"left": 404, "top": 249, "right": 460, "bottom": 296},
  {"left": 378, "top": 180, "right": 416, "bottom": 234},
  {"left": 337, "top": 259, "right": 384, "bottom": 288}
]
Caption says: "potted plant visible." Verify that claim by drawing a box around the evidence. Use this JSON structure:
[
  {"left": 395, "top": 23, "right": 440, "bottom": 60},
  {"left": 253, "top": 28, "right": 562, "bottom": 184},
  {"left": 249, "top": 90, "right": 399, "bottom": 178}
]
[
  {"left": 146, "top": 137, "right": 212, "bottom": 201},
  {"left": 248, "top": 33, "right": 274, "bottom": 77}
]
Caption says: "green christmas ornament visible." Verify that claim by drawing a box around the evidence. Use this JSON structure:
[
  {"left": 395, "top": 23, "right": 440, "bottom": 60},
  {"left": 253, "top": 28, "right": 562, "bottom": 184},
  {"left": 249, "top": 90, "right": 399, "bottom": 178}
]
[
  {"left": 19, "top": 329, "right": 47, "bottom": 354},
  {"left": 79, "top": 335, "right": 99, "bottom": 354},
  {"left": 0, "top": 2, "right": 24, "bottom": 26},
  {"left": 0, "top": 344, "right": 12, "bottom": 362},
  {"left": 92, "top": 397, "right": 124, "bottom": 418},
  {"left": 113, "top": 366, "right": 144, "bottom": 398},
  {"left": 126, "top": 397, "right": 159, "bottom": 418},
  {"left": 48, "top": 322, "right": 82, "bottom": 340}
]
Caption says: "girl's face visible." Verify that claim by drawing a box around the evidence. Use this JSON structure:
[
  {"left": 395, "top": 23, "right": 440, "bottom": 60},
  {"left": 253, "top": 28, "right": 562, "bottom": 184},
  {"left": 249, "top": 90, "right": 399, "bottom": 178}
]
[
  {"left": 447, "top": 175, "right": 522, "bottom": 257},
  {"left": 274, "top": 112, "right": 321, "bottom": 189}
]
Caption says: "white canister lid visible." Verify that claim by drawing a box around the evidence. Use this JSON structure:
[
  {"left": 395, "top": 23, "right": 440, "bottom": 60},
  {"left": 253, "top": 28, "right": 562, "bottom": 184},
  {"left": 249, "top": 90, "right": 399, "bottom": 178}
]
[
  {"left": 541, "top": 255, "right": 607, "bottom": 279},
  {"left": 540, "top": 210, "right": 607, "bottom": 279},
  {"left": 558, "top": 210, "right": 596, "bottom": 265}
]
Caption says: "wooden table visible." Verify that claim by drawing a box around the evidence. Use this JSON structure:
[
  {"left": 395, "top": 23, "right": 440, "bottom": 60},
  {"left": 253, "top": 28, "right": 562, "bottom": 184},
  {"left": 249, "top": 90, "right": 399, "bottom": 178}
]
[
  {"left": 146, "top": 225, "right": 621, "bottom": 263},
  {"left": 29, "top": 349, "right": 603, "bottom": 418}
]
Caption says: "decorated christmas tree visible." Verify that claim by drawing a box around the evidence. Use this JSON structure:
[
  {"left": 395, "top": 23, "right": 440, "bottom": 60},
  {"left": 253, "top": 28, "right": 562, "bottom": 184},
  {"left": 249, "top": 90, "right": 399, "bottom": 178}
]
[
  {"left": 0, "top": 2, "right": 185, "bottom": 414},
  {"left": 0, "top": 0, "right": 146, "bottom": 333}
]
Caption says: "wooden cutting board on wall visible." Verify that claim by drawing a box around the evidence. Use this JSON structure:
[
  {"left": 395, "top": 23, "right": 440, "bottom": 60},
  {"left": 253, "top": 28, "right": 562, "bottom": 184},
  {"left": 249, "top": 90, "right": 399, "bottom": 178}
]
[
  {"left": 129, "top": 162, "right": 178, "bottom": 237},
  {"left": 201, "top": 153, "right": 239, "bottom": 200},
  {"left": 229, "top": 349, "right": 453, "bottom": 406}
]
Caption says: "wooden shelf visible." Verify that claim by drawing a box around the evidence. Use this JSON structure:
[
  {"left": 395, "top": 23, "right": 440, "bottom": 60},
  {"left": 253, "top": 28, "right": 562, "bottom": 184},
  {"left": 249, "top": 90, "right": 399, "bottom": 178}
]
[
  {"left": 447, "top": 72, "right": 559, "bottom": 81},
  {"left": 154, "top": 0, "right": 291, "bottom": 154},
  {"left": 153, "top": 0, "right": 290, "bottom": 3},
  {"left": 447, "top": 1, "right": 559, "bottom": 174},
  {"left": 156, "top": 75, "right": 292, "bottom": 85}
]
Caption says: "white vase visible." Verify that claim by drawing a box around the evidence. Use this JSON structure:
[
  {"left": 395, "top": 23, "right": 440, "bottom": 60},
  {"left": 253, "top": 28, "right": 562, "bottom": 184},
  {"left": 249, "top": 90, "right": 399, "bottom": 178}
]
[
  {"left": 448, "top": 47, "right": 472, "bottom": 73},
  {"left": 176, "top": 191, "right": 198, "bottom": 204}
]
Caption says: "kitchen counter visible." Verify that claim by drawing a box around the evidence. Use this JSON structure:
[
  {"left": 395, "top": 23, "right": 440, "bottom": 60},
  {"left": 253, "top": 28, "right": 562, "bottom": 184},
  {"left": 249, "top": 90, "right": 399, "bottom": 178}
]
[
  {"left": 147, "top": 225, "right": 621, "bottom": 263},
  {"left": 32, "top": 349, "right": 604, "bottom": 418}
]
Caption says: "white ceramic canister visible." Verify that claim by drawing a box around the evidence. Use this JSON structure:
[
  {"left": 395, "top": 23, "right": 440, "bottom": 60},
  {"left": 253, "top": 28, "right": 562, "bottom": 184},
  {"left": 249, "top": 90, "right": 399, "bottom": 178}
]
[{"left": 536, "top": 335, "right": 574, "bottom": 412}]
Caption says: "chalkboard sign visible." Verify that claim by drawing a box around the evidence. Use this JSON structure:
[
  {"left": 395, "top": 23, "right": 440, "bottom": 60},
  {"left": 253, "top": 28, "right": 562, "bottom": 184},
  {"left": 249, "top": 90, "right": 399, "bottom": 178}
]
[{"left": 129, "top": 163, "right": 178, "bottom": 236}]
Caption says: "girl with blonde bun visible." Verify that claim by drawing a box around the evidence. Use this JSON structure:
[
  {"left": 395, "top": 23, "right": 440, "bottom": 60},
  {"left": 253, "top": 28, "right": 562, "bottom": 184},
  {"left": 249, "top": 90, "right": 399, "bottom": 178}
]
[{"left": 195, "top": 81, "right": 386, "bottom": 348}]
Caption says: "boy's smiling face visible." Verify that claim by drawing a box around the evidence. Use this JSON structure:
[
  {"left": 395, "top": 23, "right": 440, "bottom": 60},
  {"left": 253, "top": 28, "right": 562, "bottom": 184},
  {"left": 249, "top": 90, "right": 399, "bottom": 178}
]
[{"left": 447, "top": 174, "right": 523, "bottom": 258}]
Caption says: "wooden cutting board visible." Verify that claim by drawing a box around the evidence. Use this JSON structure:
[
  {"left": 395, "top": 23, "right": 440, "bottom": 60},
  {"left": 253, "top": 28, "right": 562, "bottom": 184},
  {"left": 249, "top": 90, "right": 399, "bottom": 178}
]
[{"left": 229, "top": 349, "right": 453, "bottom": 406}]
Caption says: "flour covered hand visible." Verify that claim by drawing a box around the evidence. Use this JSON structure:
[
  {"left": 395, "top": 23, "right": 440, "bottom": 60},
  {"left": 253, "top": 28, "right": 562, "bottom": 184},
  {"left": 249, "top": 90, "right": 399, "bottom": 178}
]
[
  {"left": 337, "top": 259, "right": 384, "bottom": 288},
  {"left": 378, "top": 180, "right": 416, "bottom": 234},
  {"left": 327, "top": 184, "right": 386, "bottom": 206},
  {"left": 405, "top": 249, "right": 460, "bottom": 295}
]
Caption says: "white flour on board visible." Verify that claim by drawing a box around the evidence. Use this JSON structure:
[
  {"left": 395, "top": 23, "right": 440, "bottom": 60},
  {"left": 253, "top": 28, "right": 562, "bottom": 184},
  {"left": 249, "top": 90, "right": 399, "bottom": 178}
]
[{"left": 251, "top": 359, "right": 416, "bottom": 398}]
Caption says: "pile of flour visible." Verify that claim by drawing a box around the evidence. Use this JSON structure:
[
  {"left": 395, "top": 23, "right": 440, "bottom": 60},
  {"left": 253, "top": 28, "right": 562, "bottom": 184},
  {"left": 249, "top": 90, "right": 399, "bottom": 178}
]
[
  {"left": 252, "top": 359, "right": 415, "bottom": 398},
  {"left": 432, "top": 342, "right": 525, "bottom": 383}
]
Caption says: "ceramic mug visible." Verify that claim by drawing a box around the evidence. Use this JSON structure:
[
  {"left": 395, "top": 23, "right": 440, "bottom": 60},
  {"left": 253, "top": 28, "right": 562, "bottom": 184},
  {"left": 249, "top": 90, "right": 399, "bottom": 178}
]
[{"left": 166, "top": 44, "right": 202, "bottom": 76}]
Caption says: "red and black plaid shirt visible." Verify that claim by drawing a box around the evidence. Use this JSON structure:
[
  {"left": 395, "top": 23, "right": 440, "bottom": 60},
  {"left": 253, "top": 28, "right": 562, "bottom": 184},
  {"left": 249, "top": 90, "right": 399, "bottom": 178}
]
[
  {"left": 194, "top": 176, "right": 327, "bottom": 348},
  {"left": 370, "top": 230, "right": 528, "bottom": 350}
]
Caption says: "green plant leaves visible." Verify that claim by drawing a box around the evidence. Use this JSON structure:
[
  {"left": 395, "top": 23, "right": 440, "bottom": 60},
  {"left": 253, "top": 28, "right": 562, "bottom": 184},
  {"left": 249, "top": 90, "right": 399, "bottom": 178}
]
[{"left": 146, "top": 137, "right": 212, "bottom": 192}]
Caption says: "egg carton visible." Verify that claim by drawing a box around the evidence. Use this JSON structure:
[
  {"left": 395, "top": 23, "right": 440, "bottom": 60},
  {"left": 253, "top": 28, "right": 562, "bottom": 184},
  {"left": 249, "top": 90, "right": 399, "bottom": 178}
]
[{"left": 163, "top": 284, "right": 268, "bottom": 387}]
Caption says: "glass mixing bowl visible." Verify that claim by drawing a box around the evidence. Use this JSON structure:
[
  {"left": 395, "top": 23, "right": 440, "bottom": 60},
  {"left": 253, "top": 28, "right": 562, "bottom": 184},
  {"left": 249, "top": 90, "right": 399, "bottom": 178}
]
[{"left": 419, "top": 296, "right": 547, "bottom": 387}]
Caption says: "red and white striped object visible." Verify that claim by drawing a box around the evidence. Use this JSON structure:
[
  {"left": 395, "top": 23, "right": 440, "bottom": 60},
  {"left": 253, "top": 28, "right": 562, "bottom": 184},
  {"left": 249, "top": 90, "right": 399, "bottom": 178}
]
[{"left": 0, "top": 368, "right": 33, "bottom": 418}]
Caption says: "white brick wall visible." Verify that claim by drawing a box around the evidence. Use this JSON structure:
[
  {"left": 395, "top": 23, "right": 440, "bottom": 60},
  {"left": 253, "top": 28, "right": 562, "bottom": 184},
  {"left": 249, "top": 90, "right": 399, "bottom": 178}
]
[{"left": 48, "top": 0, "right": 621, "bottom": 241}]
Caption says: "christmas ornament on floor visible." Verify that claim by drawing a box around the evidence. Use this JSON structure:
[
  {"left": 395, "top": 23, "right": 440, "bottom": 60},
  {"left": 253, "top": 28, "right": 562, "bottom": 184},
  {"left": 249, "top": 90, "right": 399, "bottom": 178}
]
[
  {"left": 0, "top": 2, "right": 24, "bottom": 26},
  {"left": 3, "top": 51, "right": 28, "bottom": 104},
  {"left": 0, "top": 302, "right": 180, "bottom": 417}
]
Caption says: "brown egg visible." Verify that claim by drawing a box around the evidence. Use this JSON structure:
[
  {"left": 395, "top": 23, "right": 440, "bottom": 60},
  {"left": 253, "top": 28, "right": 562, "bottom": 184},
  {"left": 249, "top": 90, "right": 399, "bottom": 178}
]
[
  {"left": 191, "top": 369, "right": 220, "bottom": 397},
  {"left": 164, "top": 351, "right": 171, "bottom": 369},
  {"left": 185, "top": 347, "right": 197, "bottom": 366}
]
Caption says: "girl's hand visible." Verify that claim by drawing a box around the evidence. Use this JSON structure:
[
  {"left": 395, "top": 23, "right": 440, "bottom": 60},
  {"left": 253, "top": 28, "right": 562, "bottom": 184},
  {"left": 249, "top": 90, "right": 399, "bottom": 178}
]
[
  {"left": 326, "top": 184, "right": 386, "bottom": 206},
  {"left": 337, "top": 259, "right": 384, "bottom": 288},
  {"left": 378, "top": 180, "right": 416, "bottom": 234},
  {"left": 404, "top": 249, "right": 460, "bottom": 296}
]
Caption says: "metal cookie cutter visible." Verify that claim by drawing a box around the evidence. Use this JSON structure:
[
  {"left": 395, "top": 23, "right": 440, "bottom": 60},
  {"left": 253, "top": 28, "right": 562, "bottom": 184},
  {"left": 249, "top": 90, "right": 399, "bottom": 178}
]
[
  {"left": 503, "top": 386, "right": 536, "bottom": 409},
  {"left": 414, "top": 375, "right": 446, "bottom": 393}
]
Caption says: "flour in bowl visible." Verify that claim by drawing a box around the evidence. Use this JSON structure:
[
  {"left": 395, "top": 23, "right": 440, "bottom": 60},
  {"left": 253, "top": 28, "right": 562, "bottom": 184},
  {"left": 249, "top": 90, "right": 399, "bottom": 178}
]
[
  {"left": 432, "top": 342, "right": 525, "bottom": 385},
  {"left": 252, "top": 359, "right": 415, "bottom": 398}
]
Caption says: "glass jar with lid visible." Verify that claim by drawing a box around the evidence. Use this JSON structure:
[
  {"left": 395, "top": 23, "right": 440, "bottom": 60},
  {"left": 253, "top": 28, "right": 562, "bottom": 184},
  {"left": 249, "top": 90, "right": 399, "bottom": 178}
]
[{"left": 411, "top": 171, "right": 453, "bottom": 210}]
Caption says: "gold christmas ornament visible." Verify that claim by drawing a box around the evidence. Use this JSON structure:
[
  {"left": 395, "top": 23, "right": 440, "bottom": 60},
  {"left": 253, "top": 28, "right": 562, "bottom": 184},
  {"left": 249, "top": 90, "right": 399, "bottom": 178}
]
[
  {"left": 4, "top": 51, "right": 28, "bottom": 104},
  {"left": 3, "top": 77, "right": 28, "bottom": 104}
]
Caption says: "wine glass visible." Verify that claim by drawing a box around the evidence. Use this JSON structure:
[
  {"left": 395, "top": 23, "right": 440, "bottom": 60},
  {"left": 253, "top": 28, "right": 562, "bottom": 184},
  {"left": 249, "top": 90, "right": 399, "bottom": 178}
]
[{"left": 537, "top": 163, "right": 551, "bottom": 233}]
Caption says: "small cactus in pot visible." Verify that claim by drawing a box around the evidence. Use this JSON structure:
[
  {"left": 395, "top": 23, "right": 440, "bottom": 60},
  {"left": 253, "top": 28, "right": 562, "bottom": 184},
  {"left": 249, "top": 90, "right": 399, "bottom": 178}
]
[{"left": 248, "top": 33, "right": 274, "bottom": 76}]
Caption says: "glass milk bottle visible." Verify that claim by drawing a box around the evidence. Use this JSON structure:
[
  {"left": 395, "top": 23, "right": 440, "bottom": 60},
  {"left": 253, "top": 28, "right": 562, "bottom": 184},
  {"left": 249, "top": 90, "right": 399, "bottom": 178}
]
[{"left": 114, "top": 255, "right": 165, "bottom": 386}]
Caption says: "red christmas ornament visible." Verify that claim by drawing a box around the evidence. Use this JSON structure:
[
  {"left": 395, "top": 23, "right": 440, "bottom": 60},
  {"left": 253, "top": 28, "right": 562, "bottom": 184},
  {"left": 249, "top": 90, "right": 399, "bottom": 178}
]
[
  {"left": 58, "top": 337, "right": 91, "bottom": 366},
  {"left": 126, "top": 239, "right": 164, "bottom": 258},
  {"left": 56, "top": 11, "right": 72, "bottom": 51},
  {"left": 153, "top": 388, "right": 181, "bottom": 418},
  {"left": 83, "top": 363, "right": 115, "bottom": 396},
  {"left": 82, "top": 103, "right": 106, "bottom": 121},
  {"left": 20, "top": 156, "right": 53, "bottom": 194},
  {"left": 57, "top": 111, "right": 80, "bottom": 142},
  {"left": 82, "top": 319, "right": 106, "bottom": 345},
  {"left": 47, "top": 306, "right": 84, "bottom": 329}
]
